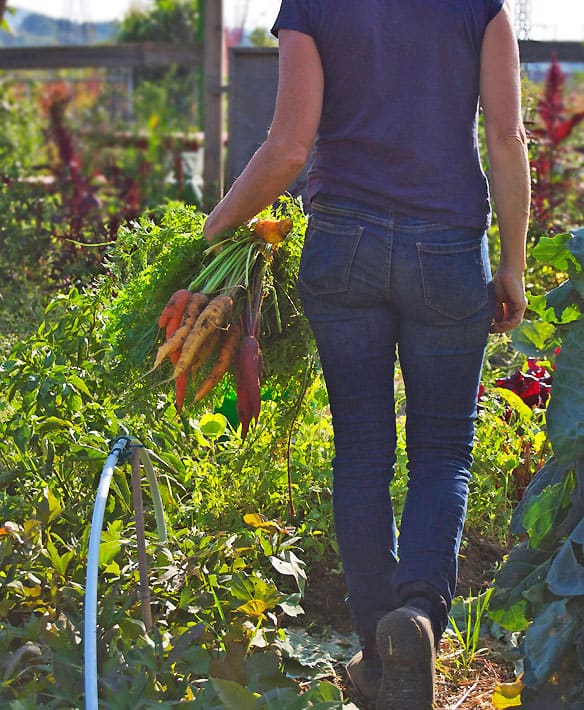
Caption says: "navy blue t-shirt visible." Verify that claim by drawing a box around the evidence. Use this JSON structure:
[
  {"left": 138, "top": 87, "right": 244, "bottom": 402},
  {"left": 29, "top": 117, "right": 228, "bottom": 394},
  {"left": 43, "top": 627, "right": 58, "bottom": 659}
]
[{"left": 272, "top": 0, "right": 504, "bottom": 229}]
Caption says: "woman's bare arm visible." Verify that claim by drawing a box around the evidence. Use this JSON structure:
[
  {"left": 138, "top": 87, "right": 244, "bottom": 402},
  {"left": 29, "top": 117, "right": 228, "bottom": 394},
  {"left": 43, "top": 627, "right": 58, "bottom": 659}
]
[
  {"left": 203, "top": 30, "right": 324, "bottom": 242},
  {"left": 480, "top": 1, "right": 530, "bottom": 332}
]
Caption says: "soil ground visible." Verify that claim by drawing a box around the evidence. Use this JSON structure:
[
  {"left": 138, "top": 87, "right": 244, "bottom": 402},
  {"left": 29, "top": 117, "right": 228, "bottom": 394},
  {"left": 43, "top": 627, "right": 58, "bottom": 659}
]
[{"left": 302, "top": 527, "right": 516, "bottom": 709}]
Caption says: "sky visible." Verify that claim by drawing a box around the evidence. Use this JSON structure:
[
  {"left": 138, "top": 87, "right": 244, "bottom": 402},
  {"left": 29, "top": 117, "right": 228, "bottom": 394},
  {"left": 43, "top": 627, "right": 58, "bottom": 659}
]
[{"left": 8, "top": 0, "right": 584, "bottom": 41}]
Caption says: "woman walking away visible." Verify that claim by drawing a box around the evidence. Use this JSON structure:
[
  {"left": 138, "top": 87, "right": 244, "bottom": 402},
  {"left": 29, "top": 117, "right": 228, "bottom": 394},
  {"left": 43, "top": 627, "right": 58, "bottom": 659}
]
[{"left": 203, "top": 1, "right": 529, "bottom": 707}]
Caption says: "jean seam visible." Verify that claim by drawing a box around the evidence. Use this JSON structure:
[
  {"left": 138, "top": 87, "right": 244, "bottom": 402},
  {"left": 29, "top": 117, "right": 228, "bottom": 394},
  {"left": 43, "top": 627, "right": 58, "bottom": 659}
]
[
  {"left": 385, "top": 222, "right": 394, "bottom": 298},
  {"left": 311, "top": 200, "right": 393, "bottom": 229}
]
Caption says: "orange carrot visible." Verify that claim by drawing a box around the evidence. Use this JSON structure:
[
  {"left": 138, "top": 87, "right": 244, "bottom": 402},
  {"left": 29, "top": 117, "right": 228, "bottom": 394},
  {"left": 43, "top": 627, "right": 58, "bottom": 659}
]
[
  {"left": 175, "top": 371, "right": 189, "bottom": 412},
  {"left": 194, "top": 323, "right": 241, "bottom": 402},
  {"left": 149, "top": 292, "right": 209, "bottom": 372},
  {"left": 157, "top": 289, "right": 192, "bottom": 329},
  {"left": 252, "top": 218, "right": 293, "bottom": 245}
]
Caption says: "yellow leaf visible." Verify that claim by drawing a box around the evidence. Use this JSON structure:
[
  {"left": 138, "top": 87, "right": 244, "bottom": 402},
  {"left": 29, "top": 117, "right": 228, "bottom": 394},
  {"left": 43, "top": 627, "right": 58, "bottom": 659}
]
[
  {"left": 23, "top": 519, "right": 42, "bottom": 544},
  {"left": 236, "top": 599, "right": 267, "bottom": 618},
  {"left": 492, "top": 676, "right": 523, "bottom": 708},
  {"left": 243, "top": 513, "right": 280, "bottom": 534}
]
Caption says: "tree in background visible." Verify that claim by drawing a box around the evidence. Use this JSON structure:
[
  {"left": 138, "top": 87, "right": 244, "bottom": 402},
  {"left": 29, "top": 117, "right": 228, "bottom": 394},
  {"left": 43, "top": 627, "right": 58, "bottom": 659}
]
[
  {"left": 117, "top": 0, "right": 201, "bottom": 126},
  {"left": 248, "top": 26, "right": 277, "bottom": 47}
]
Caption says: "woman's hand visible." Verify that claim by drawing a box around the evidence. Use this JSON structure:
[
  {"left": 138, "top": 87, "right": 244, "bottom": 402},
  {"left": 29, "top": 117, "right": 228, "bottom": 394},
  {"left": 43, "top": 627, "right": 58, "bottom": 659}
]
[
  {"left": 490, "top": 265, "right": 527, "bottom": 333},
  {"left": 203, "top": 214, "right": 220, "bottom": 245}
]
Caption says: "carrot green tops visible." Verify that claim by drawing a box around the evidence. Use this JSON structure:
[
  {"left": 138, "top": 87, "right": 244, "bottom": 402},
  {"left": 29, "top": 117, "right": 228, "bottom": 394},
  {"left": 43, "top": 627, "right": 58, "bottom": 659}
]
[{"left": 272, "top": 0, "right": 504, "bottom": 229}]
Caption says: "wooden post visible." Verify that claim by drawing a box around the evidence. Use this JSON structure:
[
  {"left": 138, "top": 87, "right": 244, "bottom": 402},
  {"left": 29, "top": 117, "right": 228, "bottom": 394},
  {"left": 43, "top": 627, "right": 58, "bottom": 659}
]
[
  {"left": 130, "top": 448, "right": 153, "bottom": 632},
  {"left": 202, "top": 0, "right": 224, "bottom": 210}
]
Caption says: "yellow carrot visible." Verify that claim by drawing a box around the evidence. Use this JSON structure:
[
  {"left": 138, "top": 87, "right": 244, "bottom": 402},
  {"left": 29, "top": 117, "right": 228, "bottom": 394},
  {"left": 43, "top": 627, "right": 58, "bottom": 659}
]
[
  {"left": 173, "top": 294, "right": 233, "bottom": 379},
  {"left": 150, "top": 292, "right": 209, "bottom": 371}
]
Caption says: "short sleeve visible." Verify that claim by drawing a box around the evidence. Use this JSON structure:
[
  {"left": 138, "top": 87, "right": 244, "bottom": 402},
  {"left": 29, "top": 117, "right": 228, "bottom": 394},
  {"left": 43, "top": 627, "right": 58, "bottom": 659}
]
[
  {"left": 271, "top": 0, "right": 313, "bottom": 39},
  {"left": 487, "top": 0, "right": 505, "bottom": 22}
]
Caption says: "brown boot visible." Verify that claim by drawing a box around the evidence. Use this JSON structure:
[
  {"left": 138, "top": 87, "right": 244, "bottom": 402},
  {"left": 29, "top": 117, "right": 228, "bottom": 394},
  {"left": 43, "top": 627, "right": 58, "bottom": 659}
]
[
  {"left": 346, "top": 649, "right": 382, "bottom": 701},
  {"left": 375, "top": 606, "right": 435, "bottom": 709}
]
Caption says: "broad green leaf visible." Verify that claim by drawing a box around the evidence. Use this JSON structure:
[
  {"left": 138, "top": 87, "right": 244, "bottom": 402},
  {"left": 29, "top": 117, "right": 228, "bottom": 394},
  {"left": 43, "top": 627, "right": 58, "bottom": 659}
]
[
  {"left": 210, "top": 678, "right": 258, "bottom": 710},
  {"left": 246, "top": 651, "right": 296, "bottom": 694},
  {"left": 489, "top": 542, "right": 551, "bottom": 630},
  {"left": 522, "top": 475, "right": 574, "bottom": 548},
  {"left": 545, "top": 281, "right": 583, "bottom": 322},
  {"left": 209, "top": 640, "right": 247, "bottom": 686},
  {"left": 12, "top": 424, "right": 32, "bottom": 453},
  {"left": 45, "top": 537, "right": 74, "bottom": 577},
  {"left": 511, "top": 320, "right": 558, "bottom": 356},
  {"left": 230, "top": 572, "right": 256, "bottom": 602},
  {"left": 547, "top": 319, "right": 584, "bottom": 463},
  {"left": 36, "top": 487, "right": 63, "bottom": 525},
  {"left": 23, "top": 519, "right": 42, "bottom": 545},
  {"left": 98, "top": 540, "right": 122, "bottom": 566},
  {"left": 199, "top": 412, "right": 227, "bottom": 439},
  {"left": 295, "top": 680, "right": 344, "bottom": 704},
  {"left": 546, "top": 516, "right": 584, "bottom": 597},
  {"left": 510, "top": 457, "right": 573, "bottom": 535},
  {"left": 488, "top": 598, "right": 530, "bottom": 633},
  {"left": 528, "top": 292, "right": 558, "bottom": 322},
  {"left": 260, "top": 687, "right": 304, "bottom": 710},
  {"left": 523, "top": 599, "right": 580, "bottom": 688},
  {"left": 67, "top": 374, "right": 92, "bottom": 397},
  {"left": 533, "top": 233, "right": 578, "bottom": 272},
  {"left": 230, "top": 572, "right": 281, "bottom": 610}
]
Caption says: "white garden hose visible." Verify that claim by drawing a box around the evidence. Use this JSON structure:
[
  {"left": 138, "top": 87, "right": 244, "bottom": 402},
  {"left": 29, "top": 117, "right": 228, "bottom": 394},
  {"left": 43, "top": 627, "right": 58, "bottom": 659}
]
[{"left": 84, "top": 437, "right": 168, "bottom": 710}]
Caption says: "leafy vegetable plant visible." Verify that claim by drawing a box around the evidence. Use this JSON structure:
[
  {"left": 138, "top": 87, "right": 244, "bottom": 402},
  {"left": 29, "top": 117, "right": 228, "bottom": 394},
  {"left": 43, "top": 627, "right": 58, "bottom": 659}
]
[{"left": 489, "top": 228, "right": 584, "bottom": 707}]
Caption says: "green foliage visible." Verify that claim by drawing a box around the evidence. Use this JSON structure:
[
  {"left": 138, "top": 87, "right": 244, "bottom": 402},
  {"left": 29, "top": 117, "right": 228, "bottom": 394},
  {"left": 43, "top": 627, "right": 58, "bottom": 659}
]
[
  {"left": 0, "top": 500, "right": 319, "bottom": 707},
  {"left": 0, "top": 79, "right": 58, "bottom": 288},
  {"left": 104, "top": 198, "right": 314, "bottom": 399},
  {"left": 467, "top": 391, "right": 547, "bottom": 543},
  {"left": 513, "top": 230, "right": 584, "bottom": 462},
  {"left": 446, "top": 588, "right": 494, "bottom": 671},
  {"left": 117, "top": 0, "right": 200, "bottom": 45},
  {"left": 0, "top": 216, "right": 342, "bottom": 704},
  {"left": 489, "top": 227, "right": 584, "bottom": 700}
]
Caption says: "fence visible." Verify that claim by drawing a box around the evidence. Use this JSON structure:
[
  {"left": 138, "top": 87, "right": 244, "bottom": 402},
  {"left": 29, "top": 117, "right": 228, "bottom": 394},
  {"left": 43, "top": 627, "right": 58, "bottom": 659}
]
[
  {"left": 1, "top": 33, "right": 582, "bottom": 205},
  {"left": 0, "top": 1, "right": 224, "bottom": 208}
]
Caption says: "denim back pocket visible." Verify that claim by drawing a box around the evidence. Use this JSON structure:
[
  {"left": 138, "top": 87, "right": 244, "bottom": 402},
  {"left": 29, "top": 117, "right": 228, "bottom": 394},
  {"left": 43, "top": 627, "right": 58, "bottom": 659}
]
[
  {"left": 299, "top": 215, "right": 364, "bottom": 296},
  {"left": 417, "top": 239, "right": 489, "bottom": 320}
]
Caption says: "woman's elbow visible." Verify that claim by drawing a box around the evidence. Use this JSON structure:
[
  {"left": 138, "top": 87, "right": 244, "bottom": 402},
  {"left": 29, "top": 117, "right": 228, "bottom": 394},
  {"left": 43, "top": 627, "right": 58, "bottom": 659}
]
[
  {"left": 265, "top": 136, "right": 312, "bottom": 173},
  {"left": 502, "top": 126, "right": 528, "bottom": 148},
  {"left": 487, "top": 122, "right": 528, "bottom": 150}
]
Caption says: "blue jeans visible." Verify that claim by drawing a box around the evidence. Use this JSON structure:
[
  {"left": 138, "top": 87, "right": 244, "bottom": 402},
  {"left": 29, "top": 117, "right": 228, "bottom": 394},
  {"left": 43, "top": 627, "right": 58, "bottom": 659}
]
[{"left": 298, "top": 195, "right": 494, "bottom": 639}]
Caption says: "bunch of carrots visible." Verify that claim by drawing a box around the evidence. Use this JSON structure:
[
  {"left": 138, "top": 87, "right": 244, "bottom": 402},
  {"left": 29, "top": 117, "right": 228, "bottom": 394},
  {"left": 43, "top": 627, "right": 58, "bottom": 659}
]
[{"left": 148, "top": 217, "right": 293, "bottom": 441}]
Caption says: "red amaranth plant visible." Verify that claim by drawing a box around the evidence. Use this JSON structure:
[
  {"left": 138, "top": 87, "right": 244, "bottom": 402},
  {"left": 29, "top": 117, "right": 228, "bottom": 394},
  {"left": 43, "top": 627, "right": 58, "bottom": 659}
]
[
  {"left": 41, "top": 84, "right": 103, "bottom": 241},
  {"left": 495, "top": 357, "right": 553, "bottom": 409},
  {"left": 528, "top": 55, "right": 584, "bottom": 238}
]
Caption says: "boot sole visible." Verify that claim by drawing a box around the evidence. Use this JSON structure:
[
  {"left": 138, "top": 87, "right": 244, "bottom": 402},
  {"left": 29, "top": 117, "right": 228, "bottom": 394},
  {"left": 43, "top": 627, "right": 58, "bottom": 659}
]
[{"left": 375, "top": 606, "right": 435, "bottom": 709}]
